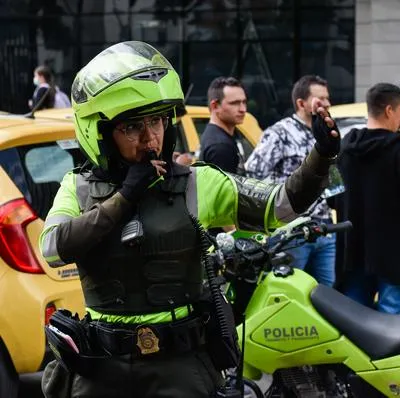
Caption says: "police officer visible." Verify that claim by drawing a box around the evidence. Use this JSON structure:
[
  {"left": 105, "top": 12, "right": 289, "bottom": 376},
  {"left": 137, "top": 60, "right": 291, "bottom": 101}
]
[{"left": 40, "top": 41, "right": 340, "bottom": 398}]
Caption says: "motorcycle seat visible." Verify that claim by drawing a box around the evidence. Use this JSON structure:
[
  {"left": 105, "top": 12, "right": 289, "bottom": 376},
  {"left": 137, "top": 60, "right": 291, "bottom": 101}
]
[{"left": 310, "top": 284, "right": 400, "bottom": 360}]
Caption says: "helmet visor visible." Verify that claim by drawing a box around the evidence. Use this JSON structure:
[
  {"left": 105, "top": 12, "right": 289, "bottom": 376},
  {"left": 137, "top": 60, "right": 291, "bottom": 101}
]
[{"left": 72, "top": 41, "right": 174, "bottom": 103}]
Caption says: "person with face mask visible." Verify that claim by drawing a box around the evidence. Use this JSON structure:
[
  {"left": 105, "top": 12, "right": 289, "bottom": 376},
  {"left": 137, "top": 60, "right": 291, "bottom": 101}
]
[
  {"left": 245, "top": 75, "right": 336, "bottom": 288},
  {"left": 29, "top": 65, "right": 71, "bottom": 111},
  {"left": 39, "top": 42, "right": 340, "bottom": 398},
  {"left": 29, "top": 65, "right": 57, "bottom": 110}
]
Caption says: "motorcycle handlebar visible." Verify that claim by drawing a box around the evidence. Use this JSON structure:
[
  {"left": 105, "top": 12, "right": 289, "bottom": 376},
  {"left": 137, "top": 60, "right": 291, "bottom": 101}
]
[
  {"left": 321, "top": 220, "right": 353, "bottom": 234},
  {"left": 216, "top": 219, "right": 353, "bottom": 279},
  {"left": 273, "top": 220, "right": 353, "bottom": 252},
  {"left": 216, "top": 219, "right": 352, "bottom": 263}
]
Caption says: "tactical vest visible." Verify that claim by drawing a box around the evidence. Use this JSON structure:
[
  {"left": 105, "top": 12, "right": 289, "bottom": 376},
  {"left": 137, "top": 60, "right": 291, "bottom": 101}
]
[{"left": 75, "top": 166, "right": 204, "bottom": 315}]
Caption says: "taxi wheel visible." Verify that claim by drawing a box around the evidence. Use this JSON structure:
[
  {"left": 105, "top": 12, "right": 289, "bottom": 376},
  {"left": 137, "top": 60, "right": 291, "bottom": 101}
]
[{"left": 0, "top": 341, "right": 19, "bottom": 398}]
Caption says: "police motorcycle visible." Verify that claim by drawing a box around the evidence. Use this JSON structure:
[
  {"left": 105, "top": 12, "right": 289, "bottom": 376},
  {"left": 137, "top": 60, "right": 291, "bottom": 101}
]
[{"left": 210, "top": 216, "right": 400, "bottom": 398}]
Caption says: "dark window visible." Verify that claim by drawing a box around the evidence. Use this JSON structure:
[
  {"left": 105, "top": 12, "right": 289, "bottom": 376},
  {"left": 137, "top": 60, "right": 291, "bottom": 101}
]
[
  {"left": 25, "top": 145, "right": 74, "bottom": 184},
  {"left": 242, "top": 41, "right": 293, "bottom": 129},
  {"left": 0, "top": 0, "right": 355, "bottom": 132},
  {"left": 175, "top": 122, "right": 189, "bottom": 153},
  {"left": 0, "top": 140, "right": 85, "bottom": 220},
  {"left": 186, "top": 42, "right": 237, "bottom": 105},
  {"left": 192, "top": 118, "right": 210, "bottom": 139},
  {"left": 0, "top": 148, "right": 31, "bottom": 203}
]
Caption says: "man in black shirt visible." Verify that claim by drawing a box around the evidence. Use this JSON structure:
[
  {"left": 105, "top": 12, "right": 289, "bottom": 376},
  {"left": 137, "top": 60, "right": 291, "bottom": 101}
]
[{"left": 200, "top": 77, "right": 247, "bottom": 174}]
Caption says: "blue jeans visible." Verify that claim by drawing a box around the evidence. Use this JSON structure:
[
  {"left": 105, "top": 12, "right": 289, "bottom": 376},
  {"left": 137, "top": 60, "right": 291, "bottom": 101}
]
[
  {"left": 342, "top": 271, "right": 400, "bottom": 314},
  {"left": 285, "top": 233, "right": 336, "bottom": 287}
]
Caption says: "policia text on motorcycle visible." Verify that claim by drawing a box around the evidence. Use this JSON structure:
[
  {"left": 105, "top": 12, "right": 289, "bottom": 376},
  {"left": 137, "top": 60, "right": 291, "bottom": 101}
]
[{"left": 39, "top": 41, "right": 341, "bottom": 398}]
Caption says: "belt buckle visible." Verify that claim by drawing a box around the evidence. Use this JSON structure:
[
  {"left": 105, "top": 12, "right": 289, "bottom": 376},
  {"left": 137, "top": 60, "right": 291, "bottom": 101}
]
[{"left": 136, "top": 325, "right": 160, "bottom": 355}]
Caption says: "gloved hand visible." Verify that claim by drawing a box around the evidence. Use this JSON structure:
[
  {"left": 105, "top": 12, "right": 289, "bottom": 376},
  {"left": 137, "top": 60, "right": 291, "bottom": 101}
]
[
  {"left": 311, "top": 102, "right": 341, "bottom": 158},
  {"left": 118, "top": 163, "right": 158, "bottom": 202}
]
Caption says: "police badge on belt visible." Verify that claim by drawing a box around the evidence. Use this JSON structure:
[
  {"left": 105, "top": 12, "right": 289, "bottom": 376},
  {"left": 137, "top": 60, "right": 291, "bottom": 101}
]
[{"left": 136, "top": 326, "right": 160, "bottom": 355}]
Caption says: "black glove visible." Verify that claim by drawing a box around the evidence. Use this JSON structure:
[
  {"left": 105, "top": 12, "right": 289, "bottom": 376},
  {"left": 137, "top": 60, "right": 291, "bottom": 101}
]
[
  {"left": 118, "top": 163, "right": 157, "bottom": 202},
  {"left": 312, "top": 112, "right": 341, "bottom": 158}
]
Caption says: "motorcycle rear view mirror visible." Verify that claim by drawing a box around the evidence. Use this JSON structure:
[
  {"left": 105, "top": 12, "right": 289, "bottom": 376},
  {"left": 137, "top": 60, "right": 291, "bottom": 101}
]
[{"left": 321, "top": 164, "right": 345, "bottom": 199}]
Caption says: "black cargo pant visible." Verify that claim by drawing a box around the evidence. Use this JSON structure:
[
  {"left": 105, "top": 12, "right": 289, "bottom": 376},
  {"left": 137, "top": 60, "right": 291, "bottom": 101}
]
[{"left": 42, "top": 348, "right": 223, "bottom": 398}]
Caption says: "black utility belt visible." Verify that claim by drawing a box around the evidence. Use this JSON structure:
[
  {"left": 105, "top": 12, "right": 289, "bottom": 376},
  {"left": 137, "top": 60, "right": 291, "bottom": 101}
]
[
  {"left": 45, "top": 310, "right": 207, "bottom": 379},
  {"left": 90, "top": 315, "right": 206, "bottom": 357}
]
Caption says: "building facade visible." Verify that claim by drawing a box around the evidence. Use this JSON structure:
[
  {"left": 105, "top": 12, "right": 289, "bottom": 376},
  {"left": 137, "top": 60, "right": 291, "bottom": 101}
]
[
  {"left": 355, "top": 0, "right": 400, "bottom": 101},
  {"left": 0, "top": 0, "right": 355, "bottom": 128}
]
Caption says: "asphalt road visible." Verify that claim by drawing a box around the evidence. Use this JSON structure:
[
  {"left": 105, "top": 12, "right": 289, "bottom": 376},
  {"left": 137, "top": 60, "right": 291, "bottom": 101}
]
[{"left": 19, "top": 373, "right": 44, "bottom": 398}]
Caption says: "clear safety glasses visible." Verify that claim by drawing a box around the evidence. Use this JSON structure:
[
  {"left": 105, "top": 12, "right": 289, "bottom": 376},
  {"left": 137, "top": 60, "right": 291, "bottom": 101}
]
[{"left": 116, "top": 114, "right": 169, "bottom": 141}]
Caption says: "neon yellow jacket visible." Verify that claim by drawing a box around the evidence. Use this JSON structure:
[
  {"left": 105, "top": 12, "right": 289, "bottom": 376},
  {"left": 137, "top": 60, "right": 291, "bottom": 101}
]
[{"left": 40, "top": 149, "right": 330, "bottom": 323}]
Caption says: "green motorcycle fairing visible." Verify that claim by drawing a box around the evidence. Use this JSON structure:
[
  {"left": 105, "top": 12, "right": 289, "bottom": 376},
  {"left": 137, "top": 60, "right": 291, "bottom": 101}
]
[
  {"left": 235, "top": 245, "right": 400, "bottom": 396},
  {"left": 238, "top": 269, "right": 372, "bottom": 374}
]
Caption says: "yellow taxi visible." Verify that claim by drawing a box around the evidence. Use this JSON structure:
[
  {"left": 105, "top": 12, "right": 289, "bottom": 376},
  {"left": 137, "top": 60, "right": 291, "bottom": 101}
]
[
  {"left": 0, "top": 114, "right": 85, "bottom": 397},
  {"left": 329, "top": 102, "right": 367, "bottom": 135},
  {"left": 0, "top": 106, "right": 261, "bottom": 396}
]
